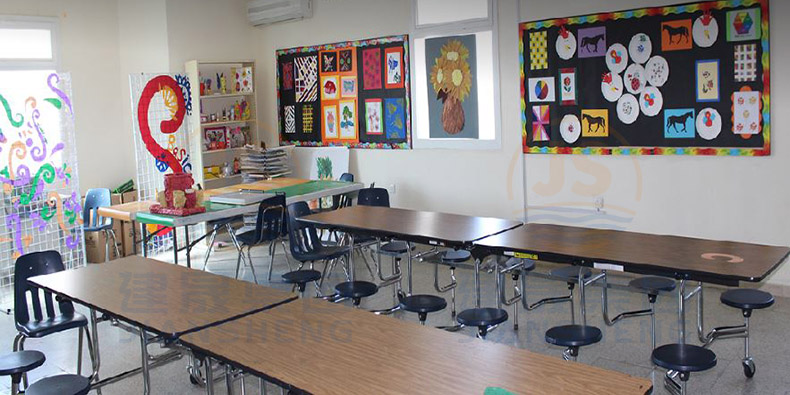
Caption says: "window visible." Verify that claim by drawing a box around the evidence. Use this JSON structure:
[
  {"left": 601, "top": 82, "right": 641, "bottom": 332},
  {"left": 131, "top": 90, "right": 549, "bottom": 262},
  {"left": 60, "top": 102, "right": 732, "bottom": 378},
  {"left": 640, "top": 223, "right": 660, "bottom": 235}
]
[
  {"left": 410, "top": 0, "right": 501, "bottom": 149},
  {"left": 0, "top": 15, "right": 59, "bottom": 70}
]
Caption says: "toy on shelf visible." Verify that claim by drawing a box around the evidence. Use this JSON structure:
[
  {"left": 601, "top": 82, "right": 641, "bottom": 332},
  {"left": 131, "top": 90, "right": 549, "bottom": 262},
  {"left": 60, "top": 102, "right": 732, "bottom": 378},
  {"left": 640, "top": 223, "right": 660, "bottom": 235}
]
[
  {"left": 204, "top": 127, "right": 227, "bottom": 151},
  {"left": 150, "top": 172, "right": 206, "bottom": 216}
]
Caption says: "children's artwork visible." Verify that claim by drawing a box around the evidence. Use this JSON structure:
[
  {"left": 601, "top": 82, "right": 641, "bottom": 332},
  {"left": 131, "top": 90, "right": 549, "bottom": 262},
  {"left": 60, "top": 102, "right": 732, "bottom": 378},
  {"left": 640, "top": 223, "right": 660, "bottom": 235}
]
[
  {"left": 237, "top": 67, "right": 253, "bottom": 93},
  {"left": 322, "top": 105, "right": 339, "bottom": 138},
  {"left": 559, "top": 68, "right": 576, "bottom": 105},
  {"left": 426, "top": 34, "right": 478, "bottom": 139},
  {"left": 696, "top": 60, "right": 720, "bottom": 102},
  {"left": 362, "top": 48, "right": 382, "bottom": 90},
  {"left": 528, "top": 76, "right": 555, "bottom": 103},
  {"left": 384, "top": 98, "right": 406, "bottom": 139},
  {"left": 601, "top": 72, "right": 623, "bottom": 103},
  {"left": 734, "top": 44, "right": 757, "bottom": 82},
  {"left": 617, "top": 93, "right": 640, "bottom": 125},
  {"left": 384, "top": 47, "right": 404, "bottom": 89},
  {"left": 529, "top": 30, "right": 548, "bottom": 70},
  {"left": 521, "top": 0, "right": 771, "bottom": 156},
  {"left": 339, "top": 49, "right": 354, "bottom": 72},
  {"left": 227, "top": 126, "right": 247, "bottom": 148},
  {"left": 559, "top": 114, "right": 581, "bottom": 144},
  {"left": 531, "top": 105, "right": 550, "bottom": 142},
  {"left": 661, "top": 20, "right": 692, "bottom": 51},
  {"left": 645, "top": 56, "right": 669, "bottom": 87},
  {"left": 555, "top": 26, "right": 576, "bottom": 60},
  {"left": 365, "top": 99, "right": 383, "bottom": 135},
  {"left": 605, "top": 43, "right": 628, "bottom": 74},
  {"left": 628, "top": 33, "right": 652, "bottom": 64},
  {"left": 295, "top": 55, "right": 318, "bottom": 103},
  {"left": 341, "top": 76, "right": 357, "bottom": 98},
  {"left": 581, "top": 109, "right": 608, "bottom": 137},
  {"left": 0, "top": 72, "right": 85, "bottom": 271},
  {"left": 284, "top": 106, "right": 296, "bottom": 134},
  {"left": 294, "top": 146, "right": 349, "bottom": 181},
  {"left": 321, "top": 51, "right": 338, "bottom": 73},
  {"left": 639, "top": 86, "right": 663, "bottom": 117},
  {"left": 338, "top": 100, "right": 357, "bottom": 139},
  {"left": 577, "top": 27, "right": 606, "bottom": 58},
  {"left": 277, "top": 35, "right": 411, "bottom": 149},
  {"left": 320, "top": 75, "right": 338, "bottom": 100},
  {"left": 696, "top": 108, "right": 722, "bottom": 140},
  {"left": 727, "top": 8, "right": 761, "bottom": 42},
  {"left": 693, "top": 12, "right": 719, "bottom": 48},
  {"left": 733, "top": 90, "right": 760, "bottom": 135},
  {"left": 302, "top": 105, "right": 314, "bottom": 133},
  {"left": 282, "top": 62, "right": 294, "bottom": 90},
  {"left": 664, "top": 109, "right": 695, "bottom": 138}
]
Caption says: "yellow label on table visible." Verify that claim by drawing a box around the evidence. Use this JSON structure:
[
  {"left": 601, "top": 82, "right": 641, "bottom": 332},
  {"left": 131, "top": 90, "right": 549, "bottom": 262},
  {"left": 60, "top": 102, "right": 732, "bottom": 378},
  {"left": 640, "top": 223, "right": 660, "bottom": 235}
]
[{"left": 513, "top": 252, "right": 538, "bottom": 260}]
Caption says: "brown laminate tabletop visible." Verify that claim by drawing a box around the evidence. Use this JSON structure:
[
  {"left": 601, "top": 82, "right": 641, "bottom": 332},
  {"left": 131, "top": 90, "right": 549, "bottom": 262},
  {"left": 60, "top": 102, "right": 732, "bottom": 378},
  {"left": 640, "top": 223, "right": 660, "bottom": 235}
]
[
  {"left": 180, "top": 297, "right": 651, "bottom": 395},
  {"left": 28, "top": 256, "right": 296, "bottom": 337},
  {"left": 300, "top": 206, "right": 523, "bottom": 248},
  {"left": 474, "top": 223, "right": 790, "bottom": 285},
  {"left": 97, "top": 200, "right": 157, "bottom": 222}
]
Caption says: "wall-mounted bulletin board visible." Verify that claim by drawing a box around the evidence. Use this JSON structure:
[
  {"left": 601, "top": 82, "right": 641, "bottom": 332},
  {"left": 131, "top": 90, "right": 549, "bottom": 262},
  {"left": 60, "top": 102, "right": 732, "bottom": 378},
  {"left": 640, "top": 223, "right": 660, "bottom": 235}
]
[
  {"left": 277, "top": 35, "right": 411, "bottom": 149},
  {"left": 520, "top": 0, "right": 770, "bottom": 156}
]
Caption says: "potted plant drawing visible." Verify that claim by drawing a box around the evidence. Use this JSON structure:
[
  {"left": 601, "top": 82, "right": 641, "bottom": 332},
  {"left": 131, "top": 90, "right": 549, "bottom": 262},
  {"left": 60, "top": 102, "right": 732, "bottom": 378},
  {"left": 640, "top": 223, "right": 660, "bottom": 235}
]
[{"left": 429, "top": 39, "right": 473, "bottom": 134}]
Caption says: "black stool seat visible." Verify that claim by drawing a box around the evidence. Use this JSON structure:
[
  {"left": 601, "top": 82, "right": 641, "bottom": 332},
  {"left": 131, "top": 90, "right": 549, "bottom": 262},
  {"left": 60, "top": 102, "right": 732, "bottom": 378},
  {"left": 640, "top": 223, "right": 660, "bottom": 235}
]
[
  {"left": 545, "top": 324, "right": 602, "bottom": 347},
  {"left": 380, "top": 241, "right": 411, "bottom": 255},
  {"left": 652, "top": 344, "right": 717, "bottom": 373},
  {"left": 26, "top": 374, "right": 91, "bottom": 395},
  {"left": 335, "top": 281, "right": 378, "bottom": 299},
  {"left": 457, "top": 307, "right": 508, "bottom": 327},
  {"left": 441, "top": 250, "right": 471, "bottom": 264},
  {"left": 629, "top": 276, "right": 676, "bottom": 294},
  {"left": 400, "top": 295, "right": 447, "bottom": 314},
  {"left": 0, "top": 350, "right": 45, "bottom": 376},
  {"left": 720, "top": 289, "right": 774, "bottom": 310},
  {"left": 504, "top": 257, "right": 536, "bottom": 272},
  {"left": 282, "top": 270, "right": 322, "bottom": 285},
  {"left": 550, "top": 266, "right": 592, "bottom": 281}
]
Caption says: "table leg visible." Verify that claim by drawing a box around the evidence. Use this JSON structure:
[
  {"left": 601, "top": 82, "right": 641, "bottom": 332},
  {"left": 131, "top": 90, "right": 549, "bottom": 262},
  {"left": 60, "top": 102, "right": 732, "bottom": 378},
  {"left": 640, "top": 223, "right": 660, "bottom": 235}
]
[
  {"left": 141, "top": 223, "right": 148, "bottom": 258},
  {"left": 578, "top": 267, "right": 587, "bottom": 326},
  {"left": 225, "top": 365, "right": 234, "bottom": 395},
  {"left": 172, "top": 227, "right": 179, "bottom": 265},
  {"left": 204, "top": 357, "right": 214, "bottom": 395},
  {"left": 475, "top": 258, "right": 481, "bottom": 308},
  {"left": 184, "top": 225, "right": 191, "bottom": 269},
  {"left": 349, "top": 235, "right": 355, "bottom": 282},
  {"left": 678, "top": 279, "right": 686, "bottom": 344},
  {"left": 132, "top": 220, "right": 138, "bottom": 256},
  {"left": 407, "top": 242, "right": 413, "bottom": 296},
  {"left": 89, "top": 309, "right": 102, "bottom": 393},
  {"left": 139, "top": 328, "right": 151, "bottom": 395}
]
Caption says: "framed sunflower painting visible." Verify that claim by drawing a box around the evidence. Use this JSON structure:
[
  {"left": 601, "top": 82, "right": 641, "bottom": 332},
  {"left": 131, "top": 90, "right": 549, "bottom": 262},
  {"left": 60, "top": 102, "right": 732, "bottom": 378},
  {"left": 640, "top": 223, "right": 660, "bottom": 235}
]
[{"left": 425, "top": 35, "right": 478, "bottom": 139}]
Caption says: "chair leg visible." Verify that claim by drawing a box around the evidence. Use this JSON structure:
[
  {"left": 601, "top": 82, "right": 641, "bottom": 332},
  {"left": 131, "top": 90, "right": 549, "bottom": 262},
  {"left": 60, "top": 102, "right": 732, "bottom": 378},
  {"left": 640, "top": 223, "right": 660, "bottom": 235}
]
[
  {"left": 104, "top": 230, "right": 111, "bottom": 262},
  {"left": 202, "top": 227, "right": 218, "bottom": 271},
  {"left": 17, "top": 336, "right": 28, "bottom": 389},
  {"left": 235, "top": 250, "right": 243, "bottom": 280},
  {"left": 84, "top": 325, "right": 99, "bottom": 382},
  {"left": 247, "top": 246, "right": 259, "bottom": 285},
  {"left": 280, "top": 239, "right": 292, "bottom": 271},
  {"left": 108, "top": 229, "right": 121, "bottom": 258},
  {"left": 450, "top": 267, "right": 457, "bottom": 318},
  {"left": 77, "top": 326, "right": 84, "bottom": 375}
]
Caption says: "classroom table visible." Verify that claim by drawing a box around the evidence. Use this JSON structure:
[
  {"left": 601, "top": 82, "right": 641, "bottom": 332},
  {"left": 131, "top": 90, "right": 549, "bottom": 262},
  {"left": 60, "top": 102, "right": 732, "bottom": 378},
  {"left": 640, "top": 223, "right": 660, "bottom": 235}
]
[
  {"left": 180, "top": 297, "right": 652, "bottom": 395},
  {"left": 27, "top": 256, "right": 297, "bottom": 394},
  {"left": 299, "top": 206, "right": 523, "bottom": 306},
  {"left": 201, "top": 177, "right": 310, "bottom": 197}
]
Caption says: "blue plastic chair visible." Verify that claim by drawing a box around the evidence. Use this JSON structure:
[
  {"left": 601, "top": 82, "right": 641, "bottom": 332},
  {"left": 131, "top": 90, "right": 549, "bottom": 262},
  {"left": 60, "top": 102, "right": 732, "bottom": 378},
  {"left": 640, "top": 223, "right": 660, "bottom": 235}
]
[
  {"left": 82, "top": 188, "right": 120, "bottom": 261},
  {"left": 13, "top": 251, "right": 96, "bottom": 388},
  {"left": 233, "top": 193, "right": 291, "bottom": 283}
]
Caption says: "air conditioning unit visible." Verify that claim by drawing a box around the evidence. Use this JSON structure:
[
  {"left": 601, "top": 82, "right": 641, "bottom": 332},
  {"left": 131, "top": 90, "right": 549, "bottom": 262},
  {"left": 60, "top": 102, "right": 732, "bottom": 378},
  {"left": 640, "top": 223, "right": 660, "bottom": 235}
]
[{"left": 247, "top": 0, "right": 312, "bottom": 26}]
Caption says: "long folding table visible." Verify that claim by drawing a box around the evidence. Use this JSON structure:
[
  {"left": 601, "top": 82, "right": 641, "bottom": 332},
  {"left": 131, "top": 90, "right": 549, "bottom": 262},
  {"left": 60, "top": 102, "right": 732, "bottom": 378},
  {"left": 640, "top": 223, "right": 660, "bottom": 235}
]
[
  {"left": 180, "top": 296, "right": 652, "bottom": 395},
  {"left": 27, "top": 256, "right": 297, "bottom": 394}
]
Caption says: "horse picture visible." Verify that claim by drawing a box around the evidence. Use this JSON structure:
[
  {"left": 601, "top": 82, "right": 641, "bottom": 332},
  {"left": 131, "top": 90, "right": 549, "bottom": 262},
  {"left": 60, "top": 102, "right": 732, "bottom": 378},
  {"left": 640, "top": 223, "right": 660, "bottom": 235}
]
[
  {"left": 580, "top": 34, "right": 605, "bottom": 53},
  {"left": 663, "top": 24, "right": 690, "bottom": 44},
  {"left": 666, "top": 111, "right": 694, "bottom": 134},
  {"left": 583, "top": 113, "right": 606, "bottom": 134}
]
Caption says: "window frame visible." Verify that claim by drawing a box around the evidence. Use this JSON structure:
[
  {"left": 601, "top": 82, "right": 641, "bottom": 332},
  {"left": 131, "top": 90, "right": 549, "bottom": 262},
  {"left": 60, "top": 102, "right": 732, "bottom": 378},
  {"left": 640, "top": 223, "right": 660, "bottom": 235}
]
[{"left": 0, "top": 15, "right": 60, "bottom": 71}]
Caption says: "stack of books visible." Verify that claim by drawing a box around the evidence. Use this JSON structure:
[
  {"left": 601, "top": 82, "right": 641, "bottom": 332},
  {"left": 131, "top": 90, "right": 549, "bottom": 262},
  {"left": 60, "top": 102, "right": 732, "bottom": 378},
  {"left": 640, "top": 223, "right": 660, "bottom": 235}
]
[{"left": 239, "top": 145, "right": 293, "bottom": 182}]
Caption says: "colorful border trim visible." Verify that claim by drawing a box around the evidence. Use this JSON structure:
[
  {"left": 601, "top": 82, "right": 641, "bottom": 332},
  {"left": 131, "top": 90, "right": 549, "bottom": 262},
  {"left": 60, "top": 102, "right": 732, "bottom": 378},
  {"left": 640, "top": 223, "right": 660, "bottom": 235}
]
[
  {"left": 276, "top": 35, "right": 412, "bottom": 150},
  {"left": 519, "top": 0, "right": 770, "bottom": 156}
]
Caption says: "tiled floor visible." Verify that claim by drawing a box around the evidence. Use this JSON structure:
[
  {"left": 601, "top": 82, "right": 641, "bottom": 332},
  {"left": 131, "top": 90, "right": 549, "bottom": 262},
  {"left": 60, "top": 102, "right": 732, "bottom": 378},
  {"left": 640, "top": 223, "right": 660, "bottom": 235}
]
[{"left": 2, "top": 242, "right": 787, "bottom": 394}]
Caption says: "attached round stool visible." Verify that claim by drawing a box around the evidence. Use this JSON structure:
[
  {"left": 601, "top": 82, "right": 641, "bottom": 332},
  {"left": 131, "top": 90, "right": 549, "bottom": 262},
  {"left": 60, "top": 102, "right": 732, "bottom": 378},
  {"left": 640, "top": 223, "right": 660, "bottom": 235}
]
[
  {"left": 400, "top": 294, "right": 447, "bottom": 325},
  {"left": 435, "top": 250, "right": 471, "bottom": 318},
  {"left": 457, "top": 307, "right": 508, "bottom": 339},
  {"left": 335, "top": 281, "right": 378, "bottom": 307},
  {"left": 720, "top": 288, "right": 774, "bottom": 377},
  {"left": 26, "top": 374, "right": 91, "bottom": 395},
  {"left": 629, "top": 276, "right": 676, "bottom": 349},
  {"left": 498, "top": 258, "right": 536, "bottom": 330},
  {"left": 379, "top": 241, "right": 413, "bottom": 300},
  {"left": 0, "top": 350, "right": 45, "bottom": 395},
  {"left": 652, "top": 344, "right": 716, "bottom": 395},
  {"left": 282, "top": 269, "right": 322, "bottom": 297},
  {"left": 545, "top": 324, "right": 602, "bottom": 361},
  {"left": 380, "top": 241, "right": 410, "bottom": 255}
]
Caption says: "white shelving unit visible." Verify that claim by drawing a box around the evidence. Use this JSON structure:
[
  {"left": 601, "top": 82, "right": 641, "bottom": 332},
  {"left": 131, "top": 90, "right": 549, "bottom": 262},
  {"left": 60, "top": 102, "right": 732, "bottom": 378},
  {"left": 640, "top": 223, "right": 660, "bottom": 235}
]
[{"left": 185, "top": 60, "right": 258, "bottom": 189}]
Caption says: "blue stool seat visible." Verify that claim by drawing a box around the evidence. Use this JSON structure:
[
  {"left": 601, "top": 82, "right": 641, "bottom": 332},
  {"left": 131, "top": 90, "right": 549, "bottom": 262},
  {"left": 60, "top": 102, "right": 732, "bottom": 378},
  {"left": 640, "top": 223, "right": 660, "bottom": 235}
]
[
  {"left": 17, "top": 313, "right": 88, "bottom": 338},
  {"left": 282, "top": 270, "right": 321, "bottom": 292},
  {"left": 26, "top": 374, "right": 91, "bottom": 395},
  {"left": 629, "top": 276, "right": 676, "bottom": 294},
  {"left": 505, "top": 257, "right": 535, "bottom": 272},
  {"left": 400, "top": 295, "right": 447, "bottom": 314},
  {"left": 720, "top": 289, "right": 774, "bottom": 311},
  {"left": 545, "top": 324, "right": 602, "bottom": 347},
  {"left": 457, "top": 307, "right": 508, "bottom": 328},
  {"left": 335, "top": 281, "right": 378, "bottom": 306},
  {"left": 441, "top": 250, "right": 471, "bottom": 264},
  {"left": 0, "top": 350, "right": 45, "bottom": 376},
  {"left": 652, "top": 344, "right": 717, "bottom": 373},
  {"left": 550, "top": 266, "right": 592, "bottom": 281},
  {"left": 380, "top": 241, "right": 411, "bottom": 255}
]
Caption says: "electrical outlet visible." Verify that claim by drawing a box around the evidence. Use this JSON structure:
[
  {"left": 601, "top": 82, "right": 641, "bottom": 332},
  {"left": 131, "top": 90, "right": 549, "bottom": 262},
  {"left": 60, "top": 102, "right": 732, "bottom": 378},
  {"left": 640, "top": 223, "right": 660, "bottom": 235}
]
[
  {"left": 594, "top": 196, "right": 604, "bottom": 211},
  {"left": 387, "top": 184, "right": 396, "bottom": 195}
]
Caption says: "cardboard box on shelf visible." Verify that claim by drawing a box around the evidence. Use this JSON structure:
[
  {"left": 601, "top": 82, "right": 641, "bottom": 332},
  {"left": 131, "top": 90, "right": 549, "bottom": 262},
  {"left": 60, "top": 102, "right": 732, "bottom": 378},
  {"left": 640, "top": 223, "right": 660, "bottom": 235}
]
[
  {"left": 84, "top": 229, "right": 121, "bottom": 263},
  {"left": 120, "top": 190, "right": 138, "bottom": 256},
  {"left": 82, "top": 189, "right": 138, "bottom": 261}
]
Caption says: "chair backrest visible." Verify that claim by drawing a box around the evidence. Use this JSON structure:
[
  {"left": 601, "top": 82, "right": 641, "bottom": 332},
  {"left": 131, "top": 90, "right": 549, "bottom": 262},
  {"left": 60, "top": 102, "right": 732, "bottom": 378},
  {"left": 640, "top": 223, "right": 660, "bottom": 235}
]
[
  {"left": 253, "top": 193, "right": 287, "bottom": 243},
  {"left": 332, "top": 173, "right": 355, "bottom": 209},
  {"left": 14, "top": 251, "right": 75, "bottom": 326},
  {"left": 82, "top": 188, "right": 112, "bottom": 228},
  {"left": 357, "top": 187, "right": 390, "bottom": 207},
  {"left": 286, "top": 201, "right": 323, "bottom": 261},
  {"left": 339, "top": 173, "right": 354, "bottom": 182}
]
